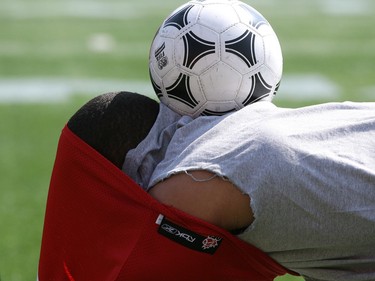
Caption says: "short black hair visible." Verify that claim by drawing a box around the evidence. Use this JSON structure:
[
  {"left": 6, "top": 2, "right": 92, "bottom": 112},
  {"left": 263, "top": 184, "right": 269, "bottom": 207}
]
[{"left": 67, "top": 91, "right": 159, "bottom": 169}]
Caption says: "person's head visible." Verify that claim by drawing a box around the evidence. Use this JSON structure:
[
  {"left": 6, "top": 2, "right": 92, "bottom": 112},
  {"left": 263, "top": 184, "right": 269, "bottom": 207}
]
[{"left": 67, "top": 91, "right": 159, "bottom": 169}]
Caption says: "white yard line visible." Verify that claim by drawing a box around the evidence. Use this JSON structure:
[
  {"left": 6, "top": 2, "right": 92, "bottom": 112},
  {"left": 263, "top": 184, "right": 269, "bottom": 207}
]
[
  {"left": 0, "top": 0, "right": 186, "bottom": 19},
  {"left": 0, "top": 78, "right": 156, "bottom": 103},
  {"left": 0, "top": 75, "right": 341, "bottom": 104},
  {"left": 277, "top": 74, "right": 340, "bottom": 101},
  {"left": 254, "top": 0, "right": 373, "bottom": 16},
  {"left": 0, "top": 1, "right": 138, "bottom": 19},
  {"left": 317, "top": 0, "right": 373, "bottom": 16},
  {"left": 3, "top": 0, "right": 372, "bottom": 20}
]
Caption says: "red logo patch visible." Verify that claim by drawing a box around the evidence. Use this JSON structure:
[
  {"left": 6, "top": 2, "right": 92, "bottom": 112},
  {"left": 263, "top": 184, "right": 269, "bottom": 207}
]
[{"left": 202, "top": 236, "right": 222, "bottom": 250}]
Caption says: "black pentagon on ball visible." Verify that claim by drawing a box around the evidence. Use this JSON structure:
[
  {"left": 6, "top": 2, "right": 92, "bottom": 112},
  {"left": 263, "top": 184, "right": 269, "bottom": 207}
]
[
  {"left": 243, "top": 73, "right": 273, "bottom": 106},
  {"left": 165, "top": 73, "right": 199, "bottom": 109},
  {"left": 164, "top": 5, "right": 194, "bottom": 30},
  {"left": 182, "top": 31, "right": 216, "bottom": 69},
  {"left": 225, "top": 30, "right": 257, "bottom": 68}
]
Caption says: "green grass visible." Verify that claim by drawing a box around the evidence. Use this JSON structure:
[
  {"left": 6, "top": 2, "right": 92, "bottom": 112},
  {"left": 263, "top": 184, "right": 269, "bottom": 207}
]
[
  {"left": 277, "top": 15, "right": 375, "bottom": 101},
  {"left": 0, "top": 17, "right": 155, "bottom": 80},
  {"left": 0, "top": 0, "right": 374, "bottom": 280},
  {"left": 0, "top": 102, "right": 80, "bottom": 280}
]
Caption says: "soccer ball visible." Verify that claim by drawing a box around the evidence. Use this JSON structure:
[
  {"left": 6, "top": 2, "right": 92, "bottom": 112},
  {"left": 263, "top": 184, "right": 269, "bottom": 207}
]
[{"left": 149, "top": 0, "right": 283, "bottom": 117}]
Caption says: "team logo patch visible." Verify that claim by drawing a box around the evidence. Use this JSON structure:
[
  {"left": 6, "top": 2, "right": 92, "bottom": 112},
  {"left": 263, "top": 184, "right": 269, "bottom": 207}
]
[
  {"left": 202, "top": 236, "right": 222, "bottom": 250},
  {"left": 156, "top": 215, "right": 222, "bottom": 255}
]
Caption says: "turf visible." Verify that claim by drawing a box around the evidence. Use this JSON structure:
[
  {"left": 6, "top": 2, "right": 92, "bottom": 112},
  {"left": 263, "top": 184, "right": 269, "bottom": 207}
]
[
  {"left": 0, "top": 0, "right": 374, "bottom": 280},
  {"left": 0, "top": 102, "right": 77, "bottom": 281}
]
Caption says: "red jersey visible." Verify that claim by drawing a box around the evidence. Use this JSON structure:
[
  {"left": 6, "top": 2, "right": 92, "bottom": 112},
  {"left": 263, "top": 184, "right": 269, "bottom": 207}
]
[{"left": 38, "top": 126, "right": 296, "bottom": 281}]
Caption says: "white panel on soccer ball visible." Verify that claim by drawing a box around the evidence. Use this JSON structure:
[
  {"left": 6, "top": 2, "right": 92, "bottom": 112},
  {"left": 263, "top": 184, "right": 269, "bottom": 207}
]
[
  {"left": 259, "top": 65, "right": 278, "bottom": 89},
  {"left": 190, "top": 51, "right": 219, "bottom": 75},
  {"left": 252, "top": 32, "right": 265, "bottom": 67},
  {"left": 257, "top": 24, "right": 277, "bottom": 38},
  {"left": 200, "top": 61, "right": 241, "bottom": 102},
  {"left": 221, "top": 23, "right": 265, "bottom": 75},
  {"left": 160, "top": 25, "right": 183, "bottom": 40},
  {"left": 197, "top": 3, "right": 239, "bottom": 33},
  {"left": 236, "top": 71, "right": 255, "bottom": 105},
  {"left": 162, "top": 66, "right": 182, "bottom": 89},
  {"left": 184, "top": 4, "right": 202, "bottom": 26},
  {"left": 263, "top": 34, "right": 283, "bottom": 79},
  {"left": 188, "top": 73, "right": 206, "bottom": 103},
  {"left": 149, "top": 37, "right": 176, "bottom": 79}
]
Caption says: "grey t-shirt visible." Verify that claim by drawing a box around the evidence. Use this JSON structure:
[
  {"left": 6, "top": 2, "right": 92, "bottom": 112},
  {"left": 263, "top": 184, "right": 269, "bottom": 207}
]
[{"left": 124, "top": 101, "right": 375, "bottom": 281}]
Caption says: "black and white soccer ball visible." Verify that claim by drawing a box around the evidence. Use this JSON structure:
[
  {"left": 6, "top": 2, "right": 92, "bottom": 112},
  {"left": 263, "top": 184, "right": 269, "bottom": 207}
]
[{"left": 149, "top": 0, "right": 283, "bottom": 117}]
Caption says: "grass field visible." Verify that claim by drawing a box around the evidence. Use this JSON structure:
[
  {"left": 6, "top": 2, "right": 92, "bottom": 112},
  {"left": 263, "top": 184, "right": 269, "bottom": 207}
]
[{"left": 0, "top": 0, "right": 374, "bottom": 280}]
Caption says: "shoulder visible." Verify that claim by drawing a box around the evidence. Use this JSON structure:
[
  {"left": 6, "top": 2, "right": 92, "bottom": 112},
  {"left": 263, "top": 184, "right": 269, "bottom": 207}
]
[{"left": 149, "top": 170, "right": 254, "bottom": 232}]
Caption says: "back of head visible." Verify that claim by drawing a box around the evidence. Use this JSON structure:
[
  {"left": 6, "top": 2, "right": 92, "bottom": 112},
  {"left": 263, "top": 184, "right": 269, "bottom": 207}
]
[{"left": 67, "top": 91, "right": 159, "bottom": 169}]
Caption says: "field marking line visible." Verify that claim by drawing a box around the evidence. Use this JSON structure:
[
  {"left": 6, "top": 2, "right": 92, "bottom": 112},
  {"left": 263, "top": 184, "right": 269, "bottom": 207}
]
[
  {"left": 0, "top": 75, "right": 340, "bottom": 103},
  {"left": 1, "top": 0, "right": 373, "bottom": 19}
]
